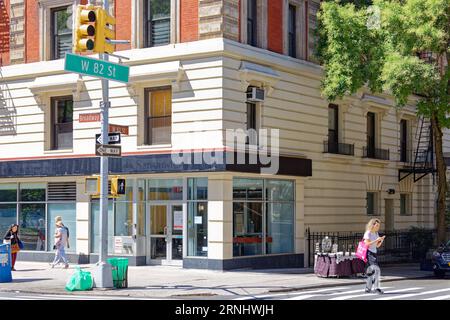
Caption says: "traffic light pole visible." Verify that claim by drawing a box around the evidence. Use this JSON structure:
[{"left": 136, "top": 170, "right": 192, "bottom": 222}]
[{"left": 95, "top": 0, "right": 113, "bottom": 289}]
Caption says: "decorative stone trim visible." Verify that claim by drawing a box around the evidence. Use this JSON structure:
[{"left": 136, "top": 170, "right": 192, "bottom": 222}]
[
  {"left": 239, "top": 61, "right": 280, "bottom": 96},
  {"left": 29, "top": 73, "right": 84, "bottom": 102}
]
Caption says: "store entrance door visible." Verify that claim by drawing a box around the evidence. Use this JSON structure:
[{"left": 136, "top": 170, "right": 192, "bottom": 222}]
[{"left": 147, "top": 204, "right": 184, "bottom": 265}]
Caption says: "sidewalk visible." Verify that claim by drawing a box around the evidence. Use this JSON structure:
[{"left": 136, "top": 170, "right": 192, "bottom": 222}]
[{"left": 0, "top": 262, "right": 433, "bottom": 298}]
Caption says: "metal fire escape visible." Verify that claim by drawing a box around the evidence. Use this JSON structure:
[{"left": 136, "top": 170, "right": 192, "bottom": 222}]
[{"left": 399, "top": 116, "right": 436, "bottom": 182}]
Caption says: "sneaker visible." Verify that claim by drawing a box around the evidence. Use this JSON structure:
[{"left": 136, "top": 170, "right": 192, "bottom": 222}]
[
  {"left": 375, "top": 288, "right": 384, "bottom": 294},
  {"left": 11, "top": 268, "right": 16, "bottom": 271},
  {"left": 64, "top": 264, "right": 69, "bottom": 269}
]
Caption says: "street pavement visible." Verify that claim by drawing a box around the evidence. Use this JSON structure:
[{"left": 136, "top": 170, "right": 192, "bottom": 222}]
[
  {"left": 233, "top": 278, "right": 450, "bottom": 300},
  {"left": 0, "top": 261, "right": 444, "bottom": 300}
]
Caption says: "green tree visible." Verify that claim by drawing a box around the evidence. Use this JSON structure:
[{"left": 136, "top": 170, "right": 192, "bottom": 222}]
[{"left": 318, "top": 0, "right": 449, "bottom": 243}]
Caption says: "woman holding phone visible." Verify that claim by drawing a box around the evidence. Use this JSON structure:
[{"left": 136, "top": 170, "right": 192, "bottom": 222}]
[{"left": 363, "top": 218, "right": 386, "bottom": 294}]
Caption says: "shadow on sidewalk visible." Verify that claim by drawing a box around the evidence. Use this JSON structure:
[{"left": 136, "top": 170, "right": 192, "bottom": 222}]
[{"left": 11, "top": 278, "right": 53, "bottom": 283}]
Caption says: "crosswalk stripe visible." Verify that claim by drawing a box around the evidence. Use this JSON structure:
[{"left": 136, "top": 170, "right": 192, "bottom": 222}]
[
  {"left": 376, "top": 288, "right": 450, "bottom": 301},
  {"left": 233, "top": 287, "right": 350, "bottom": 300},
  {"left": 423, "top": 294, "right": 450, "bottom": 301},
  {"left": 286, "top": 287, "right": 394, "bottom": 301},
  {"left": 329, "top": 287, "right": 416, "bottom": 300}
]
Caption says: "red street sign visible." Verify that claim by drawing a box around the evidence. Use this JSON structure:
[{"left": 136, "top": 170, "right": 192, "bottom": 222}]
[
  {"left": 109, "top": 124, "right": 129, "bottom": 135},
  {"left": 79, "top": 113, "right": 101, "bottom": 122}
]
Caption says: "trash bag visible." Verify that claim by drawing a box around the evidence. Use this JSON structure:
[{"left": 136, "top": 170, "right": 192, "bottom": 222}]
[{"left": 65, "top": 267, "right": 93, "bottom": 291}]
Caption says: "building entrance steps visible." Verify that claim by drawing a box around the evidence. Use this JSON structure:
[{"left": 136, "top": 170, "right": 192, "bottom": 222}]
[{"left": 0, "top": 262, "right": 432, "bottom": 299}]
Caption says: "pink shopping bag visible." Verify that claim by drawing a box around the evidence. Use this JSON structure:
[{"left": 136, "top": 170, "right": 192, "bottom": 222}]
[{"left": 355, "top": 241, "right": 368, "bottom": 263}]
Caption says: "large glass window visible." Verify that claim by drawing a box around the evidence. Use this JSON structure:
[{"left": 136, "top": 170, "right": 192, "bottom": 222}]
[
  {"left": 145, "top": 0, "right": 171, "bottom": 47},
  {"left": 0, "top": 204, "right": 17, "bottom": 239},
  {"left": 187, "top": 178, "right": 208, "bottom": 257},
  {"left": 137, "top": 179, "right": 146, "bottom": 236},
  {"left": 90, "top": 200, "right": 114, "bottom": 254},
  {"left": 233, "top": 178, "right": 295, "bottom": 257},
  {"left": 145, "top": 88, "right": 172, "bottom": 145},
  {"left": 148, "top": 179, "right": 182, "bottom": 201},
  {"left": 0, "top": 184, "right": 17, "bottom": 202},
  {"left": 20, "top": 183, "right": 46, "bottom": 202},
  {"left": 19, "top": 203, "right": 46, "bottom": 251},
  {"left": 51, "top": 6, "right": 73, "bottom": 60},
  {"left": 51, "top": 96, "right": 73, "bottom": 150},
  {"left": 47, "top": 203, "right": 76, "bottom": 252}
]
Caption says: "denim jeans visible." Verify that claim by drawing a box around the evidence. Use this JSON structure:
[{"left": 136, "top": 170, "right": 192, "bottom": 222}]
[
  {"left": 52, "top": 245, "right": 68, "bottom": 266},
  {"left": 366, "top": 251, "right": 381, "bottom": 290}
]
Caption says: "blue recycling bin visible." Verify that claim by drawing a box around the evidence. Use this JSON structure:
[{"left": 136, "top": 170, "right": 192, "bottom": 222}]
[{"left": 0, "top": 244, "right": 12, "bottom": 283}]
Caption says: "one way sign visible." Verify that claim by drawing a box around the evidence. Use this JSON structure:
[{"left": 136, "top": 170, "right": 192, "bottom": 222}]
[
  {"left": 96, "top": 144, "right": 121, "bottom": 157},
  {"left": 96, "top": 132, "right": 121, "bottom": 145}
]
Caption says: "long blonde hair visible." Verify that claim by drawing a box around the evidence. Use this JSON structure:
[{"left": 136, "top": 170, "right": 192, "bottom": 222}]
[{"left": 365, "top": 218, "right": 381, "bottom": 232}]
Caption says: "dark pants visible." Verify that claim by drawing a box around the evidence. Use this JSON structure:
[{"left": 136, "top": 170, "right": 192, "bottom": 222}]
[{"left": 365, "top": 251, "right": 381, "bottom": 290}]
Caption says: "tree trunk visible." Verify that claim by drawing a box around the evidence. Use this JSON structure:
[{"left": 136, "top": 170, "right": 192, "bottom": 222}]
[{"left": 431, "top": 112, "right": 448, "bottom": 245}]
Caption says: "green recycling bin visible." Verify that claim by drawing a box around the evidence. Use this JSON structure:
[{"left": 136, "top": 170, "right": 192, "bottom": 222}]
[{"left": 107, "top": 258, "right": 129, "bottom": 288}]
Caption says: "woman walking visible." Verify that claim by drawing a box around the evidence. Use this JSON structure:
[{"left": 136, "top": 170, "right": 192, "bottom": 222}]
[
  {"left": 3, "top": 224, "right": 21, "bottom": 271},
  {"left": 50, "top": 218, "right": 69, "bottom": 269},
  {"left": 363, "top": 218, "right": 386, "bottom": 294}
]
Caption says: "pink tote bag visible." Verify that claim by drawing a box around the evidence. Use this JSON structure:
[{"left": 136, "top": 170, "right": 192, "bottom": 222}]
[{"left": 355, "top": 241, "right": 368, "bottom": 263}]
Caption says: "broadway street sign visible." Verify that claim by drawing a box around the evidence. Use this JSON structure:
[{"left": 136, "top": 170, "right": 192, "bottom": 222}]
[
  {"left": 96, "top": 132, "right": 121, "bottom": 145},
  {"left": 95, "top": 144, "right": 121, "bottom": 157},
  {"left": 64, "top": 53, "right": 129, "bottom": 83}
]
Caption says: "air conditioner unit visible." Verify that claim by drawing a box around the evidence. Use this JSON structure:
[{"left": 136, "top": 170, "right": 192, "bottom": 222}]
[{"left": 246, "top": 87, "right": 265, "bottom": 102}]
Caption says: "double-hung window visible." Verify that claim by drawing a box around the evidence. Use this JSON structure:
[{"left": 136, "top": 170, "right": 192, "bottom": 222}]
[
  {"left": 51, "top": 6, "right": 73, "bottom": 60},
  {"left": 51, "top": 96, "right": 73, "bottom": 150},
  {"left": 247, "top": 0, "right": 258, "bottom": 47},
  {"left": 144, "top": 88, "right": 172, "bottom": 145},
  {"left": 145, "top": 0, "right": 171, "bottom": 47},
  {"left": 288, "top": 4, "right": 297, "bottom": 58}
]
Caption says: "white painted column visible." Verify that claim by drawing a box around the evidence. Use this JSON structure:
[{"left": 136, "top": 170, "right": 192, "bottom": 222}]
[
  {"left": 295, "top": 178, "right": 306, "bottom": 265},
  {"left": 76, "top": 178, "right": 90, "bottom": 256},
  {"left": 207, "top": 174, "right": 233, "bottom": 261}
]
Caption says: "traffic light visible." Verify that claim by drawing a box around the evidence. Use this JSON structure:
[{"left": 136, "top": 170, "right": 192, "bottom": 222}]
[
  {"left": 111, "top": 177, "right": 126, "bottom": 196},
  {"left": 73, "top": 5, "right": 97, "bottom": 53},
  {"left": 93, "top": 7, "right": 116, "bottom": 54},
  {"left": 85, "top": 176, "right": 100, "bottom": 195}
]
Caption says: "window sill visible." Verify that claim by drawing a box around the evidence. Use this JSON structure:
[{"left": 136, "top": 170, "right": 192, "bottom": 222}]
[
  {"left": 361, "top": 157, "right": 390, "bottom": 165},
  {"left": 323, "top": 153, "right": 355, "bottom": 162},
  {"left": 44, "top": 149, "right": 73, "bottom": 154}
]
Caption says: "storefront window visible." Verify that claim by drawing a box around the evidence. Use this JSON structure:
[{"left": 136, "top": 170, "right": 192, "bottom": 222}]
[
  {"left": 0, "top": 204, "right": 17, "bottom": 238},
  {"left": 148, "top": 179, "right": 183, "bottom": 200},
  {"left": 0, "top": 183, "right": 17, "bottom": 202},
  {"left": 114, "top": 201, "right": 133, "bottom": 236},
  {"left": 187, "top": 178, "right": 208, "bottom": 257},
  {"left": 20, "top": 183, "right": 46, "bottom": 202},
  {"left": 233, "top": 178, "right": 295, "bottom": 257},
  {"left": 138, "top": 179, "right": 146, "bottom": 236},
  {"left": 47, "top": 203, "right": 76, "bottom": 252},
  {"left": 19, "top": 203, "right": 46, "bottom": 251}
]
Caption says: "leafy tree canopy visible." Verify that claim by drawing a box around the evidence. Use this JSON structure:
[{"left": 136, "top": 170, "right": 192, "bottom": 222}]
[{"left": 317, "top": 0, "right": 449, "bottom": 128}]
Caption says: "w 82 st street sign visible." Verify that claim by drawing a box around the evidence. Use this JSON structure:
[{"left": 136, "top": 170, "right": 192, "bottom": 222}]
[{"left": 64, "top": 53, "right": 129, "bottom": 83}]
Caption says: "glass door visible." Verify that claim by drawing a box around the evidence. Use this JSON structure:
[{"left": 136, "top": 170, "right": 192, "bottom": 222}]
[{"left": 148, "top": 204, "right": 184, "bottom": 265}]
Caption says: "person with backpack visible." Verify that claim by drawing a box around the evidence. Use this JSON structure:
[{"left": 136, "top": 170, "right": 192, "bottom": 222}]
[
  {"left": 50, "top": 217, "right": 69, "bottom": 269},
  {"left": 363, "top": 218, "right": 386, "bottom": 294},
  {"left": 3, "top": 224, "right": 22, "bottom": 271}
]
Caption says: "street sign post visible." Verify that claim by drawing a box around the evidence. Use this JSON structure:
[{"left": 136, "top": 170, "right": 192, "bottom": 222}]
[
  {"left": 95, "top": 144, "right": 121, "bottom": 157},
  {"left": 64, "top": 53, "right": 129, "bottom": 83},
  {"left": 96, "top": 132, "right": 121, "bottom": 144}
]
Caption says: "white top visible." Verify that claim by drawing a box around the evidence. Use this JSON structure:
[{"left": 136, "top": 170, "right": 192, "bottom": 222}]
[{"left": 364, "top": 231, "right": 379, "bottom": 253}]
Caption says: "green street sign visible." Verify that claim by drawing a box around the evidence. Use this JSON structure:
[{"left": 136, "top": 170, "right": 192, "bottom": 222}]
[{"left": 64, "top": 53, "right": 129, "bottom": 83}]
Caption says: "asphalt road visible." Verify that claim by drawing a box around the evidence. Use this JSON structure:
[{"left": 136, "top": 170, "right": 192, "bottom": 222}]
[{"left": 232, "top": 277, "right": 450, "bottom": 300}]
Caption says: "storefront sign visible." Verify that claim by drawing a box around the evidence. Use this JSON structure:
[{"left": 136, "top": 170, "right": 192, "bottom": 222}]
[
  {"left": 174, "top": 211, "right": 183, "bottom": 230},
  {"left": 79, "top": 113, "right": 101, "bottom": 123}
]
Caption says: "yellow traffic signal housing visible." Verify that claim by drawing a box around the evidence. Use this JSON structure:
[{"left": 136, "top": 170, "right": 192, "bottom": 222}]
[
  {"left": 93, "top": 8, "right": 116, "bottom": 54},
  {"left": 111, "top": 177, "right": 126, "bottom": 196},
  {"left": 73, "top": 5, "right": 97, "bottom": 53}
]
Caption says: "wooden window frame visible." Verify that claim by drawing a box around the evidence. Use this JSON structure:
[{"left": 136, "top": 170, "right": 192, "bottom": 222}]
[{"left": 144, "top": 87, "right": 172, "bottom": 146}]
